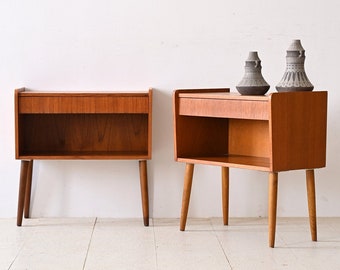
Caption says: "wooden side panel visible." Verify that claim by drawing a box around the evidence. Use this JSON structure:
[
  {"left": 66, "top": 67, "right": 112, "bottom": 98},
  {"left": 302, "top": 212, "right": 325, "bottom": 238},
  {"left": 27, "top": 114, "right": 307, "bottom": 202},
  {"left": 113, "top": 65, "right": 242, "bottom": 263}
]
[
  {"left": 270, "top": 91, "right": 327, "bottom": 171},
  {"left": 15, "top": 88, "right": 25, "bottom": 159},
  {"left": 147, "top": 88, "right": 153, "bottom": 159},
  {"left": 175, "top": 116, "right": 229, "bottom": 157}
]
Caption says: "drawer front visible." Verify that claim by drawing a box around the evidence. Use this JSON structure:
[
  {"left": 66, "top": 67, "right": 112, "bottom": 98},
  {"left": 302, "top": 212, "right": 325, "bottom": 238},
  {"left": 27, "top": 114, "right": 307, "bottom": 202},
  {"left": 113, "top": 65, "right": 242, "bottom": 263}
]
[
  {"left": 18, "top": 96, "right": 149, "bottom": 114},
  {"left": 178, "top": 97, "right": 269, "bottom": 120}
]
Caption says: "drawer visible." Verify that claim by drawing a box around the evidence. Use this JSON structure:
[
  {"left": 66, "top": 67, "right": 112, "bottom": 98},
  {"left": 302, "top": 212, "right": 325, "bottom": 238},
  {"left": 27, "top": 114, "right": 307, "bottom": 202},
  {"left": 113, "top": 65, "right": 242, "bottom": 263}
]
[
  {"left": 18, "top": 93, "right": 150, "bottom": 114},
  {"left": 178, "top": 97, "right": 269, "bottom": 120}
]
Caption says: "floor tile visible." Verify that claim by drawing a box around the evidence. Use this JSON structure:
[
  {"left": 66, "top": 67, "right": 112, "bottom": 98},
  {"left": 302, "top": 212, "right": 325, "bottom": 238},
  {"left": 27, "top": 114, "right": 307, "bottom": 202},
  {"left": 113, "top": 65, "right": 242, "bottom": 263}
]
[
  {"left": 1, "top": 217, "right": 340, "bottom": 270},
  {"left": 153, "top": 218, "right": 231, "bottom": 270},
  {"left": 212, "top": 217, "right": 340, "bottom": 270},
  {"left": 9, "top": 218, "right": 95, "bottom": 270},
  {"left": 84, "top": 218, "right": 157, "bottom": 270},
  {"left": 0, "top": 219, "right": 35, "bottom": 270}
]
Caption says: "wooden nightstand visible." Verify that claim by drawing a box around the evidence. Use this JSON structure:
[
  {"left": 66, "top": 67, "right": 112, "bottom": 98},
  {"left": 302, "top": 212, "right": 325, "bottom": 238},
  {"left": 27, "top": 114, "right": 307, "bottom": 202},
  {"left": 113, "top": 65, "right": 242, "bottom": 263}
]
[
  {"left": 15, "top": 88, "right": 152, "bottom": 226},
  {"left": 173, "top": 88, "right": 327, "bottom": 247}
]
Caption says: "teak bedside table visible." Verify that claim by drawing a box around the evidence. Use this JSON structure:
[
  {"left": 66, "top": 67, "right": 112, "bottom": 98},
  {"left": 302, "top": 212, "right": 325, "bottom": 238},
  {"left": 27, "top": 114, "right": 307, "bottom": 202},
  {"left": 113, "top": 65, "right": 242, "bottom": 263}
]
[
  {"left": 173, "top": 88, "right": 327, "bottom": 247},
  {"left": 15, "top": 88, "right": 152, "bottom": 227}
]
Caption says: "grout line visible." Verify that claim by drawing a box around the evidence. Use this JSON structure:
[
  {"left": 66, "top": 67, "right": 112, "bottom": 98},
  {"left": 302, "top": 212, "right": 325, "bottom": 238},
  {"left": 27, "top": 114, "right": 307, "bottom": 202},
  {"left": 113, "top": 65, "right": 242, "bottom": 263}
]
[
  {"left": 7, "top": 243, "right": 25, "bottom": 270},
  {"left": 8, "top": 221, "right": 37, "bottom": 270},
  {"left": 151, "top": 218, "right": 159, "bottom": 270},
  {"left": 210, "top": 219, "right": 233, "bottom": 270},
  {"left": 82, "top": 217, "right": 98, "bottom": 270}
]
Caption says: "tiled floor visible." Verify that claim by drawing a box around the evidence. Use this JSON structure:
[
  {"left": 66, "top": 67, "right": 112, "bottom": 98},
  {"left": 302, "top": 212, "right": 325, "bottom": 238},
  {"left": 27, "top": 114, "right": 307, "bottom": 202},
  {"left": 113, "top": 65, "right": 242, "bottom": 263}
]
[{"left": 1, "top": 217, "right": 340, "bottom": 270}]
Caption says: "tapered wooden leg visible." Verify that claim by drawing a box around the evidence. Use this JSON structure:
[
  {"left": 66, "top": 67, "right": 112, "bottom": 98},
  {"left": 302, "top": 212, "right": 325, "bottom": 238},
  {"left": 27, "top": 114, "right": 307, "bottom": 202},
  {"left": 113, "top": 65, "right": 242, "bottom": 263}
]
[
  {"left": 24, "top": 160, "right": 34, "bottom": 218},
  {"left": 222, "top": 167, "right": 229, "bottom": 225},
  {"left": 17, "top": 161, "right": 30, "bottom": 226},
  {"left": 180, "top": 163, "right": 194, "bottom": 231},
  {"left": 268, "top": 172, "right": 278, "bottom": 248},
  {"left": 306, "top": 169, "right": 317, "bottom": 241},
  {"left": 139, "top": 160, "right": 149, "bottom": 226}
]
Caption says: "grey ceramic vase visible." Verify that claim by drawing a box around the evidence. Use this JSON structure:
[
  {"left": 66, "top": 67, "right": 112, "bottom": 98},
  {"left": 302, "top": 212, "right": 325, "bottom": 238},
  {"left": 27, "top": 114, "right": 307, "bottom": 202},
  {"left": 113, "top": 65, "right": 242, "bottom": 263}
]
[
  {"left": 276, "top": 39, "right": 314, "bottom": 92},
  {"left": 236, "top": 51, "right": 270, "bottom": 95}
]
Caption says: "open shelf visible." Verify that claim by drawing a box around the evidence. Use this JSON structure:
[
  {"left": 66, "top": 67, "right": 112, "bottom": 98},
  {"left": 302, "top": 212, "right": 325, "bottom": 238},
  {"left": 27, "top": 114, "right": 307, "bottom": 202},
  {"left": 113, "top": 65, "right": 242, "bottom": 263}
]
[{"left": 17, "top": 113, "right": 150, "bottom": 159}]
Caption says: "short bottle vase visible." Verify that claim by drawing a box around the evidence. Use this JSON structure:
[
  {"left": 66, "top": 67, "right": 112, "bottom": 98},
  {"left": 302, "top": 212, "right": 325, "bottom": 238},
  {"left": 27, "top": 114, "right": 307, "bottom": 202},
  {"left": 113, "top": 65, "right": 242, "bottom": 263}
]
[{"left": 236, "top": 51, "right": 270, "bottom": 95}]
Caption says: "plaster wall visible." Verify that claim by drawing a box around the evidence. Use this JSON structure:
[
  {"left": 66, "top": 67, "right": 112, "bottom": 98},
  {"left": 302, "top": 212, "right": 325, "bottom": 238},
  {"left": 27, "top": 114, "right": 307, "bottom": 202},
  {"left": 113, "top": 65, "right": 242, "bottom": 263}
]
[{"left": 0, "top": 0, "right": 339, "bottom": 218}]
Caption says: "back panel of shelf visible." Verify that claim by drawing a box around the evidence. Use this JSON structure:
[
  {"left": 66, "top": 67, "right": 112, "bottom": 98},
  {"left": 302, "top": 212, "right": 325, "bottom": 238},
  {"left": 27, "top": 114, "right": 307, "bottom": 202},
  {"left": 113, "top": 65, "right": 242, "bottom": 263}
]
[
  {"left": 228, "top": 119, "right": 270, "bottom": 158},
  {"left": 17, "top": 113, "right": 150, "bottom": 159}
]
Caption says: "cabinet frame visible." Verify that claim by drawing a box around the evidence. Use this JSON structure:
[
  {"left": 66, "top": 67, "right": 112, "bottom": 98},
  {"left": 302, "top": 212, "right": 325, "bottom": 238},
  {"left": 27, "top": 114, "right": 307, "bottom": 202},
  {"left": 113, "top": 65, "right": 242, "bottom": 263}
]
[
  {"left": 15, "top": 88, "right": 152, "bottom": 226},
  {"left": 173, "top": 88, "right": 327, "bottom": 247}
]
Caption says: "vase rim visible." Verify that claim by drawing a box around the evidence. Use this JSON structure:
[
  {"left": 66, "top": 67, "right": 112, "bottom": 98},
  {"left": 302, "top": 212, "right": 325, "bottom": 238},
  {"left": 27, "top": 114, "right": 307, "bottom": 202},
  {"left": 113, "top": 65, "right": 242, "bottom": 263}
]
[
  {"left": 247, "top": 51, "right": 260, "bottom": 61},
  {"left": 287, "top": 39, "right": 305, "bottom": 52}
]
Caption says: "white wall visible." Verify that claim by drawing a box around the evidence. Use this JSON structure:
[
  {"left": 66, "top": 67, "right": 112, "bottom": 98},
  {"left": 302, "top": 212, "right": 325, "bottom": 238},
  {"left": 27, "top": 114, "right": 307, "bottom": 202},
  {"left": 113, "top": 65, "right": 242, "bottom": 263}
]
[{"left": 1, "top": 0, "right": 339, "bottom": 219}]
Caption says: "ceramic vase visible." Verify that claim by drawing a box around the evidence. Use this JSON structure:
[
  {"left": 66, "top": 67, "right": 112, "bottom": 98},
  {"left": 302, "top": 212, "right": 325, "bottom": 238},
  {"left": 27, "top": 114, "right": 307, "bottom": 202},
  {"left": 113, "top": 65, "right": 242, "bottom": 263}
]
[
  {"left": 236, "top": 51, "right": 270, "bottom": 95},
  {"left": 276, "top": 39, "right": 314, "bottom": 92}
]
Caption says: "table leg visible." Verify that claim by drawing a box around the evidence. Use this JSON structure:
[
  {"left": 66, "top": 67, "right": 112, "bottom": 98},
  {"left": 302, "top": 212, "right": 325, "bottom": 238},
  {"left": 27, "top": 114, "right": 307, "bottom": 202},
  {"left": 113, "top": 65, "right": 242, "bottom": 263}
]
[
  {"left": 17, "top": 160, "right": 30, "bottom": 226},
  {"left": 24, "top": 160, "right": 34, "bottom": 218},
  {"left": 180, "top": 163, "right": 194, "bottom": 231},
  {"left": 306, "top": 169, "right": 317, "bottom": 241},
  {"left": 268, "top": 172, "right": 278, "bottom": 248},
  {"left": 222, "top": 167, "right": 229, "bottom": 225},
  {"left": 139, "top": 160, "right": 149, "bottom": 226}
]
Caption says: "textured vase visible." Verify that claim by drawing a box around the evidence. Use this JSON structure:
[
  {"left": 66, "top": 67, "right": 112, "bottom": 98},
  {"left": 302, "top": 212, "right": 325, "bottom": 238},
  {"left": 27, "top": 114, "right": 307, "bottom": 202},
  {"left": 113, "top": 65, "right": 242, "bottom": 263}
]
[
  {"left": 236, "top": 51, "right": 270, "bottom": 95},
  {"left": 276, "top": 39, "right": 314, "bottom": 92}
]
